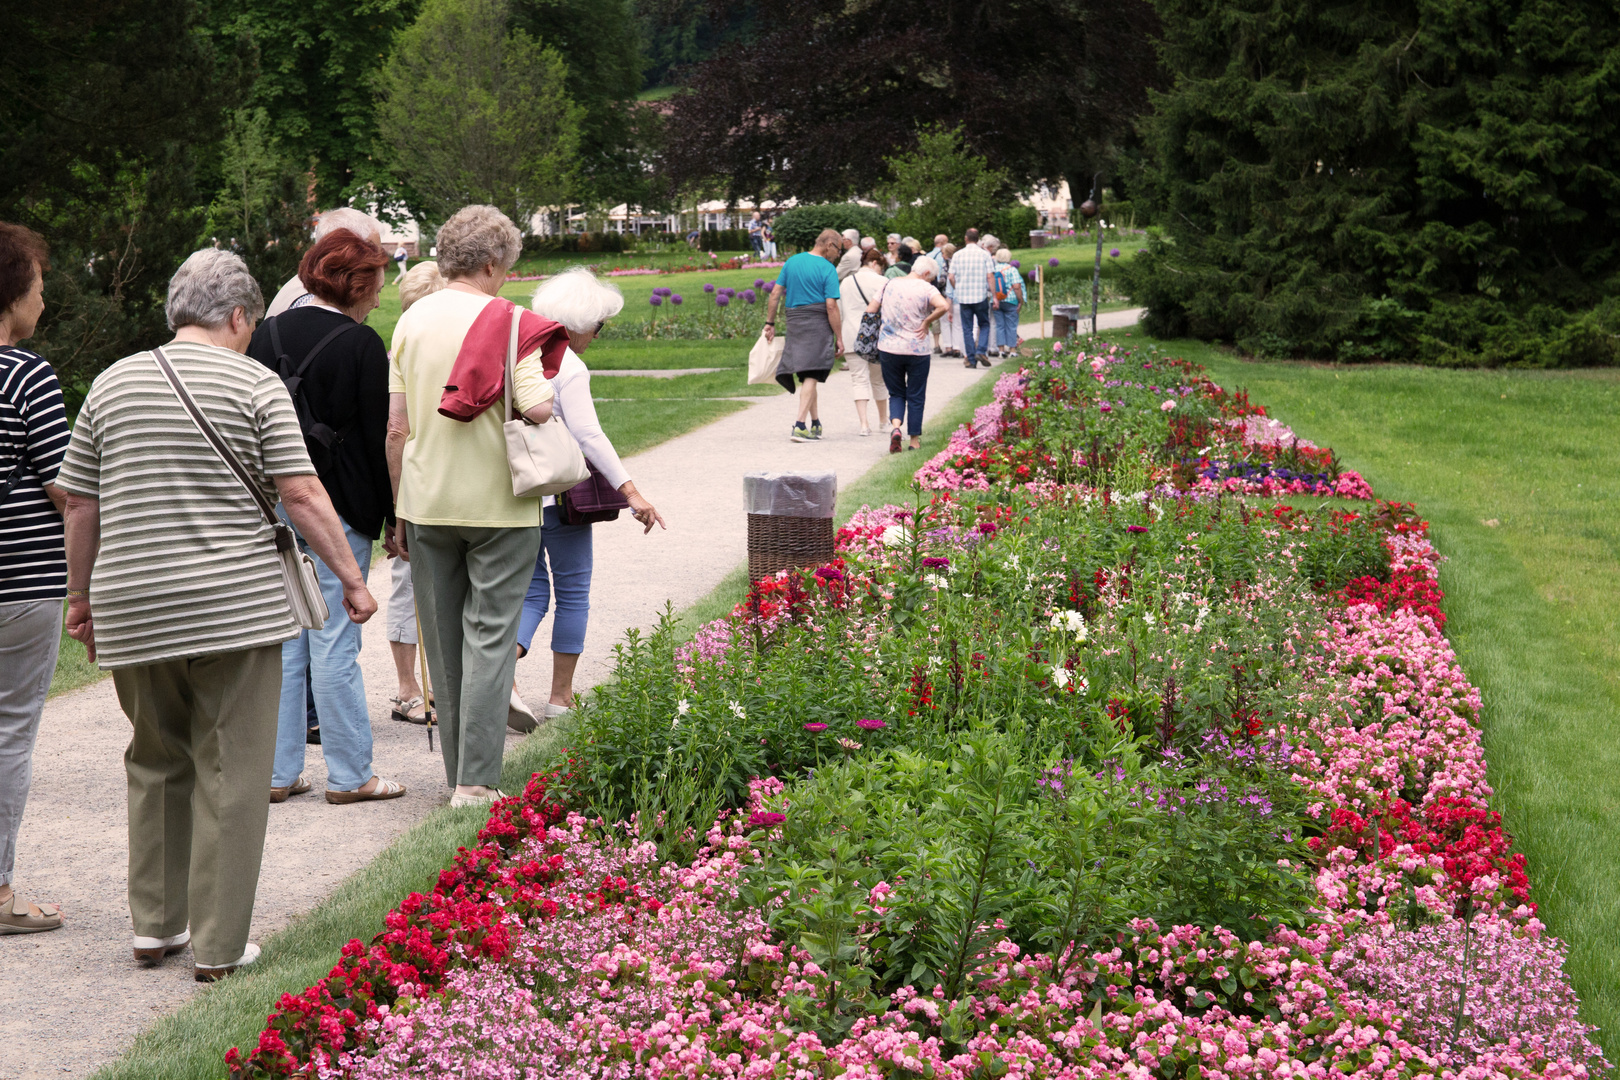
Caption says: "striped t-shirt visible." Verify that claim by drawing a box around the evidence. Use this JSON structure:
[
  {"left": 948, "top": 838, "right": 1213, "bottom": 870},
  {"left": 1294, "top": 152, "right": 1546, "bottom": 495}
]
[
  {"left": 54, "top": 343, "right": 315, "bottom": 668},
  {"left": 0, "top": 347, "right": 69, "bottom": 603}
]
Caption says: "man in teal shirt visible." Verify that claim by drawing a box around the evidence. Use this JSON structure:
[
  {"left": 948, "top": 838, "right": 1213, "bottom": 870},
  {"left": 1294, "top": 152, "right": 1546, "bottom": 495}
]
[{"left": 764, "top": 230, "right": 844, "bottom": 441}]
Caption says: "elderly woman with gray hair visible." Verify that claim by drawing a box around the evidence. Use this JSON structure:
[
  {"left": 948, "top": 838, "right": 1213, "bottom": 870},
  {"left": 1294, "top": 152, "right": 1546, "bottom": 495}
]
[
  {"left": 58, "top": 248, "right": 375, "bottom": 979},
  {"left": 386, "top": 205, "right": 561, "bottom": 809},
  {"left": 507, "top": 268, "right": 666, "bottom": 728}
]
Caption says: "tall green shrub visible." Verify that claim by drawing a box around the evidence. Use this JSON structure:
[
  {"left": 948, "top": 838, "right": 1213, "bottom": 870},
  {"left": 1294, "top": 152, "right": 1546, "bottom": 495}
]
[
  {"left": 770, "top": 203, "right": 891, "bottom": 251},
  {"left": 1124, "top": 0, "right": 1620, "bottom": 366},
  {"left": 883, "top": 127, "right": 1010, "bottom": 243}
]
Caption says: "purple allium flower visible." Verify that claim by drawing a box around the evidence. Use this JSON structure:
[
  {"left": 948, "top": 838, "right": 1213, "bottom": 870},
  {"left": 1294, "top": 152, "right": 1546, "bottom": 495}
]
[
  {"left": 649, "top": 295, "right": 662, "bottom": 307},
  {"left": 671, "top": 294, "right": 683, "bottom": 305},
  {"left": 716, "top": 294, "right": 730, "bottom": 306},
  {"left": 754, "top": 278, "right": 765, "bottom": 288},
  {"left": 655, "top": 286, "right": 672, "bottom": 296},
  {"left": 748, "top": 811, "right": 786, "bottom": 828},
  {"left": 742, "top": 289, "right": 757, "bottom": 303},
  {"left": 765, "top": 280, "right": 776, "bottom": 291},
  {"left": 1048, "top": 257, "right": 1059, "bottom": 267},
  {"left": 704, "top": 282, "right": 715, "bottom": 293},
  {"left": 1011, "top": 259, "right": 1021, "bottom": 268},
  {"left": 803, "top": 722, "right": 828, "bottom": 732},
  {"left": 1110, "top": 248, "right": 1121, "bottom": 257},
  {"left": 856, "top": 717, "right": 886, "bottom": 731}
]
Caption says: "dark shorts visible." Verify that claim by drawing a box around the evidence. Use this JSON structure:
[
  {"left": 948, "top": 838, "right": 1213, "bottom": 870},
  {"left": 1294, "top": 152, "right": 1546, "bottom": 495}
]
[{"left": 776, "top": 369, "right": 831, "bottom": 392}]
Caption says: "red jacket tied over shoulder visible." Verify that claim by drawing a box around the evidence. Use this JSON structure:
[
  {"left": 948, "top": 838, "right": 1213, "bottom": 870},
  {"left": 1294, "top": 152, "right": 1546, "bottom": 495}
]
[{"left": 438, "top": 298, "right": 570, "bottom": 422}]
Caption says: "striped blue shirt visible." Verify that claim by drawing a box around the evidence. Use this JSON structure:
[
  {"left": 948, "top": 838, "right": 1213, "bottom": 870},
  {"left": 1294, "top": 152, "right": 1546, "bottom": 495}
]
[{"left": 0, "top": 346, "right": 68, "bottom": 603}]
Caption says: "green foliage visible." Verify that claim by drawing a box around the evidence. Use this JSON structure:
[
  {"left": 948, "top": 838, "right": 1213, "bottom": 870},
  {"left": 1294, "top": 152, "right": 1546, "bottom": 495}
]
[
  {"left": 511, "top": 0, "right": 647, "bottom": 205},
  {"left": 883, "top": 128, "right": 1011, "bottom": 244},
  {"left": 202, "top": 0, "right": 419, "bottom": 207},
  {"left": 769, "top": 204, "right": 892, "bottom": 252},
  {"left": 2, "top": 1, "right": 233, "bottom": 388},
  {"left": 523, "top": 231, "right": 629, "bottom": 254},
  {"left": 986, "top": 203, "right": 1039, "bottom": 244},
  {"left": 374, "top": 0, "right": 582, "bottom": 230},
  {"left": 203, "top": 107, "right": 313, "bottom": 302},
  {"left": 1124, "top": 0, "right": 1620, "bottom": 367}
]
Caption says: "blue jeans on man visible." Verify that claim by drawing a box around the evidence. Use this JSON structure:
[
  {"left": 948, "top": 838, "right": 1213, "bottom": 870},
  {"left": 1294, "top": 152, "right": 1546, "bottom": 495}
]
[
  {"left": 273, "top": 516, "right": 375, "bottom": 791},
  {"left": 959, "top": 299, "right": 991, "bottom": 367}
]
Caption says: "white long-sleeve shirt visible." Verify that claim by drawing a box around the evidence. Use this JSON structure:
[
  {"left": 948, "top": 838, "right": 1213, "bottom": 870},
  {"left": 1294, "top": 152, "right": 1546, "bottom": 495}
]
[{"left": 548, "top": 350, "right": 630, "bottom": 502}]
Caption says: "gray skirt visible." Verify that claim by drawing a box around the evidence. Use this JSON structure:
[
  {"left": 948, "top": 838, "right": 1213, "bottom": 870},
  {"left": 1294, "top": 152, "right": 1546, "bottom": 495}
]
[{"left": 778, "top": 303, "right": 836, "bottom": 375}]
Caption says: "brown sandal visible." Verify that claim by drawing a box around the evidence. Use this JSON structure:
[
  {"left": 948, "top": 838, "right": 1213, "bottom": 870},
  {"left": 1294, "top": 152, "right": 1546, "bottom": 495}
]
[
  {"left": 326, "top": 776, "right": 406, "bottom": 804},
  {"left": 0, "top": 890, "right": 63, "bottom": 934}
]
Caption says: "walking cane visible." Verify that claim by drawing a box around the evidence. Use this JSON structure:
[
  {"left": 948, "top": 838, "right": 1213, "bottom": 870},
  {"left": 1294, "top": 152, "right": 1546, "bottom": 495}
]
[{"left": 416, "top": 607, "right": 436, "bottom": 753}]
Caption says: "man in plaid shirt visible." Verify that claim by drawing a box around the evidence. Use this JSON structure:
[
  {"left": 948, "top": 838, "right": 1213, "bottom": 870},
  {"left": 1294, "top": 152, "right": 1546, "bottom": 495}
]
[{"left": 947, "top": 228, "right": 996, "bottom": 369}]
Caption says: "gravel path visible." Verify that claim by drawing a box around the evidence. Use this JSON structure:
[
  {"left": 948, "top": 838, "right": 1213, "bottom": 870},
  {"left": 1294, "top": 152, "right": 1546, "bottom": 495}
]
[{"left": 0, "top": 354, "right": 1006, "bottom": 1079}]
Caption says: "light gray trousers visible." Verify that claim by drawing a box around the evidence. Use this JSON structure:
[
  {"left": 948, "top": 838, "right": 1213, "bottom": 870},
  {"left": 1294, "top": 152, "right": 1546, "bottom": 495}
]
[{"left": 0, "top": 599, "right": 62, "bottom": 887}]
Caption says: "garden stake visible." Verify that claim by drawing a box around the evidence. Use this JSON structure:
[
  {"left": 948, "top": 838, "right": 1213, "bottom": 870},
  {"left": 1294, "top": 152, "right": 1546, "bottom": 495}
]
[
  {"left": 1083, "top": 172, "right": 1104, "bottom": 335},
  {"left": 1038, "top": 265, "right": 1045, "bottom": 338}
]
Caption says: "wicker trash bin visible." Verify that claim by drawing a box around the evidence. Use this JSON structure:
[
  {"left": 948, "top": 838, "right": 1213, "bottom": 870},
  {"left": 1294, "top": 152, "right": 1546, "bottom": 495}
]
[{"left": 744, "top": 470, "right": 837, "bottom": 581}]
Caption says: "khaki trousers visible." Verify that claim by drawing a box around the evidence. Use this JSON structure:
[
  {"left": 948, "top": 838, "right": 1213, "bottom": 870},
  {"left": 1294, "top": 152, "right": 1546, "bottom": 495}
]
[
  {"left": 407, "top": 522, "right": 542, "bottom": 789},
  {"left": 113, "top": 645, "right": 282, "bottom": 966}
]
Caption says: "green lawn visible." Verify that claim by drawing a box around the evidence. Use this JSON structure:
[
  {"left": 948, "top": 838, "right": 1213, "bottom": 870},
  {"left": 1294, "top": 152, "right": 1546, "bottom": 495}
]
[{"left": 1123, "top": 333, "right": 1620, "bottom": 1058}]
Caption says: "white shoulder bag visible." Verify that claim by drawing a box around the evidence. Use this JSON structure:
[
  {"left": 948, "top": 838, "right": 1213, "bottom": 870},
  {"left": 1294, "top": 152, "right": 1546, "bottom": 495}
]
[
  {"left": 501, "top": 303, "right": 589, "bottom": 497},
  {"left": 747, "top": 326, "right": 786, "bottom": 385},
  {"left": 151, "top": 347, "right": 329, "bottom": 630}
]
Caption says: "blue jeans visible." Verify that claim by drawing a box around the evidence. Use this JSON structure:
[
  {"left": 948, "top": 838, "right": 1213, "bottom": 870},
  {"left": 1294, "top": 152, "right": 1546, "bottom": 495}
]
[
  {"left": 993, "top": 304, "right": 1020, "bottom": 350},
  {"left": 273, "top": 516, "right": 374, "bottom": 790},
  {"left": 518, "top": 505, "right": 593, "bottom": 656},
  {"left": 959, "top": 299, "right": 991, "bottom": 365},
  {"left": 879, "top": 350, "right": 931, "bottom": 437}
]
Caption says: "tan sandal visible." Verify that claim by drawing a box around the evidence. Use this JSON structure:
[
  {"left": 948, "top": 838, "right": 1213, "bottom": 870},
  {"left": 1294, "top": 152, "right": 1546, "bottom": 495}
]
[
  {"left": 0, "top": 890, "right": 63, "bottom": 934},
  {"left": 326, "top": 776, "right": 406, "bottom": 804}
]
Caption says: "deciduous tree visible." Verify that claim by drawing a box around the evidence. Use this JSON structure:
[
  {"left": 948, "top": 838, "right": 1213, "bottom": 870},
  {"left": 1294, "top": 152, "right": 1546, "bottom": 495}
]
[{"left": 374, "top": 0, "right": 582, "bottom": 231}]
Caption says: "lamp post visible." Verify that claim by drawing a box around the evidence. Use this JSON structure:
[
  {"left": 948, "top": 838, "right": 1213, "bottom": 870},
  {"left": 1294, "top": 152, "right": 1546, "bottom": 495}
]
[{"left": 1080, "top": 174, "right": 1103, "bottom": 337}]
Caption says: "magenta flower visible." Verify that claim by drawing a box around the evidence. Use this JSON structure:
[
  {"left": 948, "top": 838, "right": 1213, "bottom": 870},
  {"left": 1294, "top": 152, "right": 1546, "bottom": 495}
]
[
  {"left": 803, "top": 722, "right": 828, "bottom": 732},
  {"left": 1127, "top": 524, "right": 1148, "bottom": 533},
  {"left": 856, "top": 717, "right": 886, "bottom": 731},
  {"left": 921, "top": 556, "right": 951, "bottom": 569},
  {"left": 748, "top": 811, "right": 786, "bottom": 828}
]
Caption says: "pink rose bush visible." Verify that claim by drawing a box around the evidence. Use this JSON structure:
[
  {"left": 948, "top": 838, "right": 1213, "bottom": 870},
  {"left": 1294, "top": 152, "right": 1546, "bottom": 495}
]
[{"left": 230, "top": 341, "right": 1603, "bottom": 1079}]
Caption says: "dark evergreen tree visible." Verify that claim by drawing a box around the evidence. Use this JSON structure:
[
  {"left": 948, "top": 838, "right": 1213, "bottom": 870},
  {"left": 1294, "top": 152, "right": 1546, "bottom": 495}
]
[
  {"left": 1124, "top": 0, "right": 1620, "bottom": 366},
  {"left": 0, "top": 0, "right": 236, "bottom": 391}
]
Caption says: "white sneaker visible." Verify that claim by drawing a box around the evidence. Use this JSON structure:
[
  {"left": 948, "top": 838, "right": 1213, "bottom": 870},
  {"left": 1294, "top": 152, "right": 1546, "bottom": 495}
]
[
  {"left": 133, "top": 928, "right": 190, "bottom": 966},
  {"left": 450, "top": 788, "right": 506, "bottom": 809},
  {"left": 194, "top": 942, "right": 259, "bottom": 982},
  {"left": 543, "top": 702, "right": 572, "bottom": 719},
  {"left": 507, "top": 687, "right": 537, "bottom": 733}
]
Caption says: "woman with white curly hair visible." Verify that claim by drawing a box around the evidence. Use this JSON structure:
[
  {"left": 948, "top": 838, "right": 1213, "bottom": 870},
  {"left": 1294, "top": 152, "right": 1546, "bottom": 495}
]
[
  {"left": 507, "top": 267, "right": 666, "bottom": 728},
  {"left": 386, "top": 205, "right": 561, "bottom": 809}
]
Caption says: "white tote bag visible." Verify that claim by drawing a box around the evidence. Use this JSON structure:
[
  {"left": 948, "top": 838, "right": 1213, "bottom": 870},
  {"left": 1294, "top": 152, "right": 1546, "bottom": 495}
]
[
  {"left": 502, "top": 304, "right": 590, "bottom": 498},
  {"left": 747, "top": 327, "right": 786, "bottom": 385},
  {"left": 151, "top": 347, "right": 329, "bottom": 630}
]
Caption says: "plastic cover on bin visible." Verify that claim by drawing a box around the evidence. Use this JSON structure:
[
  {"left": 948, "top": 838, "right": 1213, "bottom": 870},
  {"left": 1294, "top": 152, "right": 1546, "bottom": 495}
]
[
  {"left": 743, "top": 471, "right": 837, "bottom": 518},
  {"left": 1052, "top": 304, "right": 1082, "bottom": 319}
]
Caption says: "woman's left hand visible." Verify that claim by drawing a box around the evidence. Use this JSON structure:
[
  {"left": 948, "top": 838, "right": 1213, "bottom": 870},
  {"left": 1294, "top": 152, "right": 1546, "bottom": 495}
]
[{"left": 628, "top": 493, "right": 666, "bottom": 534}]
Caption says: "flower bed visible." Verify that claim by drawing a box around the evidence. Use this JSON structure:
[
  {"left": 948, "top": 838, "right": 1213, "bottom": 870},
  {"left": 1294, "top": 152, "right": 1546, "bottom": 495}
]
[{"left": 230, "top": 342, "right": 1603, "bottom": 1079}]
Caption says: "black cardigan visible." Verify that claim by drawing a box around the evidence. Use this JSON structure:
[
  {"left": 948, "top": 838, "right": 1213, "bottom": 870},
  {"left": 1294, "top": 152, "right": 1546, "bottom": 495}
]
[{"left": 247, "top": 307, "right": 394, "bottom": 539}]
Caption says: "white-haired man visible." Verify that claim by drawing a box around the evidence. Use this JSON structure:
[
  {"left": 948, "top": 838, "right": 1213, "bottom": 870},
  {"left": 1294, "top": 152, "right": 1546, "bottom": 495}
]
[
  {"left": 836, "top": 228, "right": 861, "bottom": 280},
  {"left": 265, "top": 208, "right": 385, "bottom": 317}
]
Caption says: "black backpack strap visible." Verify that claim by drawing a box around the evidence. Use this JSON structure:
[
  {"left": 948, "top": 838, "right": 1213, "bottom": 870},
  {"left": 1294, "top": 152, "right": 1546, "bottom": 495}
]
[{"left": 271, "top": 316, "right": 362, "bottom": 450}]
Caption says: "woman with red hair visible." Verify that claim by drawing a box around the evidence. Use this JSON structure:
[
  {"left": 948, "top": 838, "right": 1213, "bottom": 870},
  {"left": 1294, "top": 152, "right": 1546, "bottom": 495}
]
[{"left": 246, "top": 230, "right": 406, "bottom": 806}]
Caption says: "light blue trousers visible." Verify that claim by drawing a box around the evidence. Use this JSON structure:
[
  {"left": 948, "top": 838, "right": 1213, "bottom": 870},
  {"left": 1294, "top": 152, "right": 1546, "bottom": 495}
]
[{"left": 273, "top": 517, "right": 374, "bottom": 791}]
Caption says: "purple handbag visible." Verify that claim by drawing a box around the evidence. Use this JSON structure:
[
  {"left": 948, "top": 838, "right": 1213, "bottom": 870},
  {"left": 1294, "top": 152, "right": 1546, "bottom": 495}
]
[{"left": 559, "top": 460, "right": 630, "bottom": 525}]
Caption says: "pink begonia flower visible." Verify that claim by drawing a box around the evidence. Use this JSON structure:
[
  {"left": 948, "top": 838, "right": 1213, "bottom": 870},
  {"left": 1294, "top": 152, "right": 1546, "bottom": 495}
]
[{"left": 1161, "top": 399, "right": 1177, "bottom": 411}]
